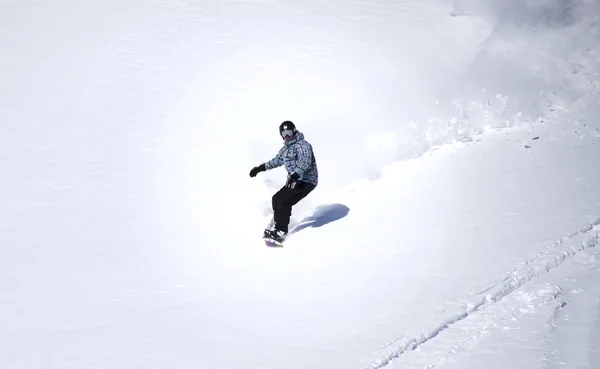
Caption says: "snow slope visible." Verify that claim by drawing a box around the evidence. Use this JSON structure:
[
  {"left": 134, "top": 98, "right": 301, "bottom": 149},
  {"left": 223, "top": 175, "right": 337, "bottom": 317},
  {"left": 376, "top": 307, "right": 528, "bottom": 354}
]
[{"left": 1, "top": 0, "right": 600, "bottom": 368}]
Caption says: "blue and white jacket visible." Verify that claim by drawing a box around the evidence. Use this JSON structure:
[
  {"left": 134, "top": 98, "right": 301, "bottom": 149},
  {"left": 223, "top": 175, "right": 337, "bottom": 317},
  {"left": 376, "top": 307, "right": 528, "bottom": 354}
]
[{"left": 264, "top": 132, "right": 318, "bottom": 186}]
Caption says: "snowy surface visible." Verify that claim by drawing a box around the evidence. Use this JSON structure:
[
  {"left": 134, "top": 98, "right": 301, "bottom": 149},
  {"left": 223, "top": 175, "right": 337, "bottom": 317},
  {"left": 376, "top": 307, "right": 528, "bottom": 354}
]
[{"left": 2, "top": 0, "right": 600, "bottom": 368}]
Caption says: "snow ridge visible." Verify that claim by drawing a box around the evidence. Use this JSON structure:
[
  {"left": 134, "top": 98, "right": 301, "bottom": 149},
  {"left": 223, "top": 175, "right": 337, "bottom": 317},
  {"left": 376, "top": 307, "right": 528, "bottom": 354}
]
[{"left": 362, "top": 221, "right": 600, "bottom": 369}]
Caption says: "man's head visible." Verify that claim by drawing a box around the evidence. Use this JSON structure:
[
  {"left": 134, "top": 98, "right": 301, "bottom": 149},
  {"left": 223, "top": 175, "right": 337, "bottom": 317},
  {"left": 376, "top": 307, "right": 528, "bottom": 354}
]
[{"left": 279, "top": 121, "right": 297, "bottom": 142}]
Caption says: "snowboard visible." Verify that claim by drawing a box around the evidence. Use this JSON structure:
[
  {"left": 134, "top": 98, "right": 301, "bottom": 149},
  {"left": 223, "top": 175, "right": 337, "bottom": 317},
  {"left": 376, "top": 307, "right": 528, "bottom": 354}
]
[{"left": 263, "top": 236, "right": 284, "bottom": 248}]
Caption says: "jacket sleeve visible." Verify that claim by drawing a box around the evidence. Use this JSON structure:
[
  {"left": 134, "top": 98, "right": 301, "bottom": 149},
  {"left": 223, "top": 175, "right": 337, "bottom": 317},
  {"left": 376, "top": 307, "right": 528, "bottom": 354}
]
[
  {"left": 293, "top": 142, "right": 314, "bottom": 177},
  {"left": 264, "top": 147, "right": 285, "bottom": 170}
]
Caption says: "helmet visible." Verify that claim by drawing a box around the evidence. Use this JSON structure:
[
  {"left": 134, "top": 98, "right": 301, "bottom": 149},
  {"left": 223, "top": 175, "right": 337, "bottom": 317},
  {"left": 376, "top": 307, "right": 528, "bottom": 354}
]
[{"left": 279, "top": 121, "right": 297, "bottom": 140}]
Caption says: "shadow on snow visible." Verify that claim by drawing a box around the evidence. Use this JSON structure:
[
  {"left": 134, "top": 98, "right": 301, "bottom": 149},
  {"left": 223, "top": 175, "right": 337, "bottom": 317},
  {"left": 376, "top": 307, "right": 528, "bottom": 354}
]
[{"left": 290, "top": 203, "right": 350, "bottom": 235}]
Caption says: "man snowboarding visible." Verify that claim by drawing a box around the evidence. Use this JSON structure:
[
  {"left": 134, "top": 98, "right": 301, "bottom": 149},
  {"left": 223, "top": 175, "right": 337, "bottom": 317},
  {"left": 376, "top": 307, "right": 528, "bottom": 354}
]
[{"left": 249, "top": 121, "right": 318, "bottom": 244}]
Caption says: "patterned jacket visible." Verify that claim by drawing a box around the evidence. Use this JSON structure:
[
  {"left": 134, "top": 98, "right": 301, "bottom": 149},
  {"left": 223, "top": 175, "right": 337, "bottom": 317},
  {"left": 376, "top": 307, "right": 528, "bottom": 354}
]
[{"left": 264, "top": 132, "right": 318, "bottom": 186}]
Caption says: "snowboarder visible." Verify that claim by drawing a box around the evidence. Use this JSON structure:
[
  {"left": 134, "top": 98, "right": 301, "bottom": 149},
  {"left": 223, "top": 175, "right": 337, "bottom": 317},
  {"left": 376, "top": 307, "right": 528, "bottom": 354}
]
[{"left": 249, "top": 121, "right": 318, "bottom": 243}]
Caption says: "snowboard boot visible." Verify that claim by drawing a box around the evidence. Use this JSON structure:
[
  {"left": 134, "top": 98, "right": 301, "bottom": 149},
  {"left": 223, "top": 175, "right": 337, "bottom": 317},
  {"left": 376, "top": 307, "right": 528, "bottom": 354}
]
[
  {"left": 271, "top": 229, "right": 287, "bottom": 243},
  {"left": 263, "top": 229, "right": 274, "bottom": 239}
]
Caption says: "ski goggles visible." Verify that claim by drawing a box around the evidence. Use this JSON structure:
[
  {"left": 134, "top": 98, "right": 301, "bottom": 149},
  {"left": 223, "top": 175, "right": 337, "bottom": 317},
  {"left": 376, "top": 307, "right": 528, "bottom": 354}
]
[{"left": 280, "top": 129, "right": 294, "bottom": 138}]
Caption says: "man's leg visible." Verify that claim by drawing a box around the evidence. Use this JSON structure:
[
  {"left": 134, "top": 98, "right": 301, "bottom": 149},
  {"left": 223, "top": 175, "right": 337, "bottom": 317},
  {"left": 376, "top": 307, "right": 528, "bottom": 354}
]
[
  {"left": 272, "top": 186, "right": 293, "bottom": 233},
  {"left": 288, "top": 181, "right": 316, "bottom": 207},
  {"left": 272, "top": 181, "right": 315, "bottom": 233}
]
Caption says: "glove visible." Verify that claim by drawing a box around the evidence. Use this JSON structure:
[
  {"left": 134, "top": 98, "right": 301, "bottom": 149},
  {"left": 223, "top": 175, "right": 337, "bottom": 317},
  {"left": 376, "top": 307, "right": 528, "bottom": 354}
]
[
  {"left": 285, "top": 172, "right": 300, "bottom": 189},
  {"left": 249, "top": 164, "right": 266, "bottom": 178}
]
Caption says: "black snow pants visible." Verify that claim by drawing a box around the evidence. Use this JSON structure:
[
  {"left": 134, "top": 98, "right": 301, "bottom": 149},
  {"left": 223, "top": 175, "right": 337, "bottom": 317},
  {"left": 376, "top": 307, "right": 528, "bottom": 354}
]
[{"left": 272, "top": 180, "right": 316, "bottom": 233}]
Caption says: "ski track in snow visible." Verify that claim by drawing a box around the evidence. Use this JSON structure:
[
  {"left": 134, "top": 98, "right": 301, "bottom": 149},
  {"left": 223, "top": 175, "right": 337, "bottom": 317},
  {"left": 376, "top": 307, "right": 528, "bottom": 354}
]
[{"left": 362, "top": 219, "right": 600, "bottom": 369}]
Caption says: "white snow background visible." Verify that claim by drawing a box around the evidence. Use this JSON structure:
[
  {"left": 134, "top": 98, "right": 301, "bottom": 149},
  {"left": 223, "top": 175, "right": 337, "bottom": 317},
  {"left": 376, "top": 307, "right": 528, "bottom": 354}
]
[{"left": 2, "top": 0, "right": 600, "bottom": 368}]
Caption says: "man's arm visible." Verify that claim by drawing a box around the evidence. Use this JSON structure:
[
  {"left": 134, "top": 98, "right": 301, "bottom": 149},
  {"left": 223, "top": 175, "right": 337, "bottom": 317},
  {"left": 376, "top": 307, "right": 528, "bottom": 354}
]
[
  {"left": 250, "top": 148, "right": 285, "bottom": 178},
  {"left": 264, "top": 147, "right": 285, "bottom": 170}
]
